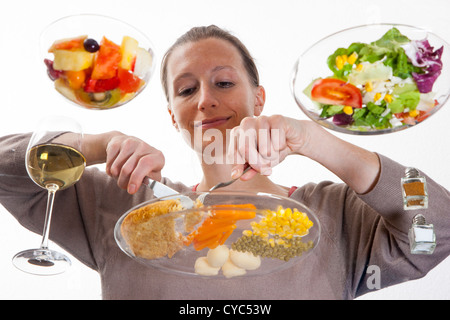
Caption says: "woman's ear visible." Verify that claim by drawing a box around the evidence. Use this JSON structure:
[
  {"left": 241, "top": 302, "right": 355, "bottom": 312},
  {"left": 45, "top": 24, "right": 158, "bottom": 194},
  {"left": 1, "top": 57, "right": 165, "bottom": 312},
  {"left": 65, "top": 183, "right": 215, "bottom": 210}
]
[
  {"left": 167, "top": 106, "right": 179, "bottom": 131},
  {"left": 254, "top": 85, "right": 266, "bottom": 116}
]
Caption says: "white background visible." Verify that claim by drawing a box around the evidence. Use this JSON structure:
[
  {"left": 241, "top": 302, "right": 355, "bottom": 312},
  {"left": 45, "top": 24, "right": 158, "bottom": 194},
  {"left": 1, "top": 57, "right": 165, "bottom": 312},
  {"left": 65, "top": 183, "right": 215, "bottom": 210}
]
[{"left": 1, "top": 0, "right": 449, "bottom": 300}]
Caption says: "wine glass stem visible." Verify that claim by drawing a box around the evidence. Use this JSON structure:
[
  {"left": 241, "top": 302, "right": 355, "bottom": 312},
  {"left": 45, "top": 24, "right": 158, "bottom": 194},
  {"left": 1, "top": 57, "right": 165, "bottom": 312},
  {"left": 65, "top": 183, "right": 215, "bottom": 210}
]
[{"left": 40, "top": 184, "right": 59, "bottom": 250}]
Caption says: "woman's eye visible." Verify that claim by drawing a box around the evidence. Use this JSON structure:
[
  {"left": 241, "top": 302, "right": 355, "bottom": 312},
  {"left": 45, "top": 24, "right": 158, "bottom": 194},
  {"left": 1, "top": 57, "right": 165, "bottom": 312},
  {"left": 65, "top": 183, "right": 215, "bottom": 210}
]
[
  {"left": 179, "top": 87, "right": 195, "bottom": 96},
  {"left": 216, "top": 81, "right": 234, "bottom": 88}
]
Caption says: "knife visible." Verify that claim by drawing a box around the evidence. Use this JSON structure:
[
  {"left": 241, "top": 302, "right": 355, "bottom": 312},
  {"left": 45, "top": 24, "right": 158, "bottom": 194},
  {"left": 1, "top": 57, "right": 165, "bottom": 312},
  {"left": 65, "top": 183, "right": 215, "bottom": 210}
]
[
  {"left": 143, "top": 177, "right": 179, "bottom": 198},
  {"left": 143, "top": 177, "right": 196, "bottom": 209}
]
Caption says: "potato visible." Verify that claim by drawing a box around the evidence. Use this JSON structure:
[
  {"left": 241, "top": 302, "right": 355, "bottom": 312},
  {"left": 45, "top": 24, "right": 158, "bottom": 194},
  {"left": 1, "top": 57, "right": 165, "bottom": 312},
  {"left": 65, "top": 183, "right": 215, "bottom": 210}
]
[
  {"left": 206, "top": 245, "right": 230, "bottom": 268},
  {"left": 221, "top": 259, "right": 246, "bottom": 278},
  {"left": 229, "top": 250, "right": 261, "bottom": 270},
  {"left": 194, "top": 257, "right": 220, "bottom": 276}
]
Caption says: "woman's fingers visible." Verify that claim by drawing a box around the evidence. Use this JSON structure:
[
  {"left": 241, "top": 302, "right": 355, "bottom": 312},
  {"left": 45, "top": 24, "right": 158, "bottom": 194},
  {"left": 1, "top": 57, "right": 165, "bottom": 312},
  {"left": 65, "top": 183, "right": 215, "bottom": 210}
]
[
  {"left": 231, "top": 118, "right": 273, "bottom": 175},
  {"left": 239, "top": 166, "right": 259, "bottom": 181},
  {"left": 127, "top": 152, "right": 165, "bottom": 194},
  {"left": 105, "top": 135, "right": 165, "bottom": 194},
  {"left": 228, "top": 115, "right": 297, "bottom": 179}
]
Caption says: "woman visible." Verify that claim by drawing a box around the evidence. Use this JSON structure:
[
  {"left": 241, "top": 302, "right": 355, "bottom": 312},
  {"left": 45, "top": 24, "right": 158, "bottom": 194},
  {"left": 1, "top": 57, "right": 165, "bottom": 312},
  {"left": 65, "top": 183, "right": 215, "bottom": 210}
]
[{"left": 1, "top": 25, "right": 449, "bottom": 299}]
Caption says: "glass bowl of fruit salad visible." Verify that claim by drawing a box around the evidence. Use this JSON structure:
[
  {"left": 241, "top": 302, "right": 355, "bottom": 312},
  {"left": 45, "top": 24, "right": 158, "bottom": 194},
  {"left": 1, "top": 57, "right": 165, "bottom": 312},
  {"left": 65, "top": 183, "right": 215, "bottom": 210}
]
[
  {"left": 291, "top": 24, "right": 450, "bottom": 135},
  {"left": 40, "top": 14, "right": 155, "bottom": 110}
]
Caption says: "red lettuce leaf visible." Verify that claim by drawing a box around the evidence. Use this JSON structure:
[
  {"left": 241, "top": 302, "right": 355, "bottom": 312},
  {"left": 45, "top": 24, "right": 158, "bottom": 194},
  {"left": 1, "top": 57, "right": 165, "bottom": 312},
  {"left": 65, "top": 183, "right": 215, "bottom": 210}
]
[{"left": 404, "top": 39, "right": 443, "bottom": 93}]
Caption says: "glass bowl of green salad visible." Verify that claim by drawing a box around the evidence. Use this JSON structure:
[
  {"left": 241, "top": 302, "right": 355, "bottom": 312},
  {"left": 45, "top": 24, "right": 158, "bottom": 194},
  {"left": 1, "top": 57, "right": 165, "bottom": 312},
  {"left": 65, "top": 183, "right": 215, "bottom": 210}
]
[{"left": 291, "top": 24, "right": 450, "bottom": 135}]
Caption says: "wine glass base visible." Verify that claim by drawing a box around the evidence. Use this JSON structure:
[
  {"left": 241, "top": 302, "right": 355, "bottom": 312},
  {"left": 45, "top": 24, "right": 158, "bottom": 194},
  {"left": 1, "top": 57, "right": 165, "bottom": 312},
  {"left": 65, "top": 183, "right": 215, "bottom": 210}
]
[{"left": 12, "top": 248, "right": 71, "bottom": 276}]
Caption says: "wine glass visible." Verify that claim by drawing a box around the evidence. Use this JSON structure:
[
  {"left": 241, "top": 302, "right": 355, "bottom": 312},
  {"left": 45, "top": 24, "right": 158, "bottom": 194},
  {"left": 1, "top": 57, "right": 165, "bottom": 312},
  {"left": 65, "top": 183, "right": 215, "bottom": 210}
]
[
  {"left": 12, "top": 116, "right": 86, "bottom": 275},
  {"left": 40, "top": 14, "right": 156, "bottom": 110}
]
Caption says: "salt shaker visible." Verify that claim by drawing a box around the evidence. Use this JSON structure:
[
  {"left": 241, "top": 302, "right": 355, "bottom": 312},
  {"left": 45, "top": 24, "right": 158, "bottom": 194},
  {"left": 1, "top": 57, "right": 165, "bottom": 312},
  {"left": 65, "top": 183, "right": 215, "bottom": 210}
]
[
  {"left": 401, "top": 167, "right": 428, "bottom": 210},
  {"left": 408, "top": 214, "right": 436, "bottom": 255}
]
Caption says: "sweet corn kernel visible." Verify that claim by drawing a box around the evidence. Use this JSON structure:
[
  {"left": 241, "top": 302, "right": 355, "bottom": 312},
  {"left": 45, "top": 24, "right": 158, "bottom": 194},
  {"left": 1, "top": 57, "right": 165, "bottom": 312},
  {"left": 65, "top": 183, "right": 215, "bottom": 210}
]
[
  {"left": 365, "top": 81, "right": 373, "bottom": 92},
  {"left": 343, "top": 106, "right": 353, "bottom": 115},
  {"left": 242, "top": 230, "right": 253, "bottom": 237},
  {"left": 373, "top": 93, "right": 382, "bottom": 101},
  {"left": 341, "top": 54, "right": 348, "bottom": 64},
  {"left": 248, "top": 206, "right": 313, "bottom": 241},
  {"left": 409, "top": 110, "right": 419, "bottom": 117},
  {"left": 384, "top": 94, "right": 393, "bottom": 103},
  {"left": 347, "top": 52, "right": 358, "bottom": 65},
  {"left": 335, "top": 56, "right": 345, "bottom": 70},
  {"left": 269, "top": 238, "right": 275, "bottom": 248},
  {"left": 356, "top": 63, "right": 364, "bottom": 71}
]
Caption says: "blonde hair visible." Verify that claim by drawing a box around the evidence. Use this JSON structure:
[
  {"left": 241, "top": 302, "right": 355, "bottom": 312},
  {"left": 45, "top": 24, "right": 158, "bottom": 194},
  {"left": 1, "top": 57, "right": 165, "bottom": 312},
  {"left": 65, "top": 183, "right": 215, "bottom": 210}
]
[{"left": 160, "top": 25, "right": 260, "bottom": 102}]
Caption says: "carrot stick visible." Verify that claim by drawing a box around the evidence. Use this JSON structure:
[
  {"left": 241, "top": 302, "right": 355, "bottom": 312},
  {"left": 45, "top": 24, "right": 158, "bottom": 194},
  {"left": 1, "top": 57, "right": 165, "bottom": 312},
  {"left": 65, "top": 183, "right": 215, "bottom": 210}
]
[
  {"left": 193, "top": 233, "right": 222, "bottom": 251},
  {"left": 212, "top": 210, "right": 255, "bottom": 221},
  {"left": 185, "top": 203, "right": 257, "bottom": 250},
  {"left": 212, "top": 203, "right": 257, "bottom": 210},
  {"left": 219, "top": 228, "right": 234, "bottom": 245},
  {"left": 195, "top": 225, "right": 236, "bottom": 242}
]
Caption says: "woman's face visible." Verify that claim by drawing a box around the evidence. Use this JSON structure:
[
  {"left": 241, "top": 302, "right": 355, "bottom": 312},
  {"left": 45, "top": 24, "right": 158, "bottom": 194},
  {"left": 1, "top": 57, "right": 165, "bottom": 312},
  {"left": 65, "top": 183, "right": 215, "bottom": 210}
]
[{"left": 166, "top": 38, "right": 265, "bottom": 153}]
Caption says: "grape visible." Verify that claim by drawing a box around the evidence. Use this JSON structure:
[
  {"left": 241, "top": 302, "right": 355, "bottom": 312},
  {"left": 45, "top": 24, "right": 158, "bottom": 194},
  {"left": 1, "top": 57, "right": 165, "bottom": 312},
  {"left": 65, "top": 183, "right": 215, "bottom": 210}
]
[
  {"left": 44, "top": 59, "right": 63, "bottom": 81},
  {"left": 83, "top": 38, "right": 100, "bottom": 53}
]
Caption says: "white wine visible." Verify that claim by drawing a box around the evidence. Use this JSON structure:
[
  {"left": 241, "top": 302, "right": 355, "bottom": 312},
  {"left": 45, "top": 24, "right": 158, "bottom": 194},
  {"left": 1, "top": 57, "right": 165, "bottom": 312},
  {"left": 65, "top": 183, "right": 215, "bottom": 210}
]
[{"left": 27, "top": 143, "right": 86, "bottom": 190}]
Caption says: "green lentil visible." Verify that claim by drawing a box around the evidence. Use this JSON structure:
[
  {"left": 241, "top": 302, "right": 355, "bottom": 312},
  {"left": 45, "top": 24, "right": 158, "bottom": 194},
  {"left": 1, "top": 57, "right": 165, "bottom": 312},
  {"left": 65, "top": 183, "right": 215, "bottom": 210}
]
[{"left": 231, "top": 234, "right": 314, "bottom": 261}]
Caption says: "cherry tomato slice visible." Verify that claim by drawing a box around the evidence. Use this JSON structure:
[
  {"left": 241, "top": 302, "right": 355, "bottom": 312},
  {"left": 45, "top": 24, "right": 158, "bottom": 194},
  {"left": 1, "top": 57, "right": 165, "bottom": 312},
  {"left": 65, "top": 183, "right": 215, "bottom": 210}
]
[
  {"left": 117, "top": 68, "right": 143, "bottom": 93},
  {"left": 311, "top": 78, "right": 362, "bottom": 109},
  {"left": 84, "top": 77, "right": 120, "bottom": 93}
]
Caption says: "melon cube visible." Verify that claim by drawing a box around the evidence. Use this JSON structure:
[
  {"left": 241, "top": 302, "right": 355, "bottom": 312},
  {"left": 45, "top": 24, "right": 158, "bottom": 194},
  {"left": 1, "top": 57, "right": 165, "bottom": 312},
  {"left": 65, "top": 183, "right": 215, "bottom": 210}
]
[
  {"left": 53, "top": 49, "right": 94, "bottom": 71},
  {"left": 133, "top": 47, "right": 153, "bottom": 78},
  {"left": 48, "top": 35, "right": 87, "bottom": 53},
  {"left": 120, "top": 36, "right": 139, "bottom": 70}
]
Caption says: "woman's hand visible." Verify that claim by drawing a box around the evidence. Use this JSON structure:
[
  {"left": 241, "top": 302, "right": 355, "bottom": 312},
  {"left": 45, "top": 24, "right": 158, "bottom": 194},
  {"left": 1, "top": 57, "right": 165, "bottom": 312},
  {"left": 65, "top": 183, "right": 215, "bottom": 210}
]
[
  {"left": 228, "top": 115, "right": 309, "bottom": 180},
  {"left": 105, "top": 135, "right": 165, "bottom": 194},
  {"left": 228, "top": 115, "right": 380, "bottom": 194},
  {"left": 82, "top": 131, "right": 165, "bottom": 194}
]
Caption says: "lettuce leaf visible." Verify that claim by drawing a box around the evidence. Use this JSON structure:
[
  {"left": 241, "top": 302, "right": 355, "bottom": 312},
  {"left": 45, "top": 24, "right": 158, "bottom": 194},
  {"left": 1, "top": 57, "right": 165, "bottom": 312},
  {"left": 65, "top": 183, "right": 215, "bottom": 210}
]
[
  {"left": 361, "top": 28, "right": 421, "bottom": 79},
  {"left": 327, "top": 28, "right": 422, "bottom": 80},
  {"left": 403, "top": 39, "right": 444, "bottom": 93},
  {"left": 389, "top": 90, "right": 421, "bottom": 113}
]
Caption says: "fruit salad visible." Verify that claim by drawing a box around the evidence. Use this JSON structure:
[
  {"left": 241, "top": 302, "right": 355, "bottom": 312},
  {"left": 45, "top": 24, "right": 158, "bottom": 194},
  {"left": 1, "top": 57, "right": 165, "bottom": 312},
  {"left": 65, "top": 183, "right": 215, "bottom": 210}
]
[
  {"left": 45, "top": 35, "right": 153, "bottom": 109},
  {"left": 304, "top": 27, "right": 444, "bottom": 131}
]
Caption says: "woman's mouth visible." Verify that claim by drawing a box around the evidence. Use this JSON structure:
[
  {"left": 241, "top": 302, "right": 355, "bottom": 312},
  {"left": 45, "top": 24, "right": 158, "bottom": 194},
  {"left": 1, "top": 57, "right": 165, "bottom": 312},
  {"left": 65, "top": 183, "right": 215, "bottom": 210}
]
[{"left": 194, "top": 116, "right": 231, "bottom": 129}]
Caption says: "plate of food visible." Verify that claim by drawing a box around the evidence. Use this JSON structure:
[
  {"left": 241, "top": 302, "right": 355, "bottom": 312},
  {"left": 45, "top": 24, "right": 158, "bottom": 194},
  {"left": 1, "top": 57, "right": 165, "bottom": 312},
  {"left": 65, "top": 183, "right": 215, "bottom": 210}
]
[
  {"left": 291, "top": 24, "right": 450, "bottom": 134},
  {"left": 40, "top": 14, "right": 155, "bottom": 110},
  {"left": 114, "top": 191, "right": 321, "bottom": 278}
]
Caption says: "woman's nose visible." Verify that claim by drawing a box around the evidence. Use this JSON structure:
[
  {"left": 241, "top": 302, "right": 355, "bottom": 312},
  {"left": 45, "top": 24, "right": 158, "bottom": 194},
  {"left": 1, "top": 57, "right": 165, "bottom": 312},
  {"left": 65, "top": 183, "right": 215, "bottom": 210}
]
[{"left": 197, "top": 84, "right": 219, "bottom": 110}]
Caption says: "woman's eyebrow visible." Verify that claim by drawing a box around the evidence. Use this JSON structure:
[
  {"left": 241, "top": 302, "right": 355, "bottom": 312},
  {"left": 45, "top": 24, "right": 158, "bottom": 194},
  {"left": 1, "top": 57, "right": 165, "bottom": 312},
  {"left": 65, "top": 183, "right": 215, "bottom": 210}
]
[
  {"left": 173, "top": 72, "right": 194, "bottom": 83},
  {"left": 173, "top": 66, "right": 237, "bottom": 84},
  {"left": 212, "top": 65, "right": 236, "bottom": 73}
]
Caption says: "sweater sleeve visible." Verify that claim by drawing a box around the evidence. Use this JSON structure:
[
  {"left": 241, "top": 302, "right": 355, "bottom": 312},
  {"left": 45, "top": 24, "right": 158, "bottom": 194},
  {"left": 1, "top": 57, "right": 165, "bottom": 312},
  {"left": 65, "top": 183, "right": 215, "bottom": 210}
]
[
  {"left": 292, "top": 153, "right": 450, "bottom": 299},
  {"left": 0, "top": 133, "right": 193, "bottom": 272},
  {"left": 0, "top": 134, "right": 149, "bottom": 270},
  {"left": 352, "top": 153, "right": 450, "bottom": 297},
  {"left": 0, "top": 133, "right": 99, "bottom": 269}
]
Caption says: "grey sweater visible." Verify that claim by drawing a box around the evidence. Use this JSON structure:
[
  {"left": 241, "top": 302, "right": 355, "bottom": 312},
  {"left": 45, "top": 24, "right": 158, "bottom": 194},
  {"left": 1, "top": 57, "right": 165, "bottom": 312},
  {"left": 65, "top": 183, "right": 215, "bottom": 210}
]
[{"left": 1, "top": 133, "right": 449, "bottom": 300}]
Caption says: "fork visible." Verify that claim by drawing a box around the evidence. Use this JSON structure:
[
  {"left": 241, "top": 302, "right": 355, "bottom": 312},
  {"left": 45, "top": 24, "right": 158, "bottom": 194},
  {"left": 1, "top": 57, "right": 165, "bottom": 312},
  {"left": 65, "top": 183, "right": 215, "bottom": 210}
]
[
  {"left": 197, "top": 165, "right": 252, "bottom": 204},
  {"left": 146, "top": 165, "right": 252, "bottom": 208}
]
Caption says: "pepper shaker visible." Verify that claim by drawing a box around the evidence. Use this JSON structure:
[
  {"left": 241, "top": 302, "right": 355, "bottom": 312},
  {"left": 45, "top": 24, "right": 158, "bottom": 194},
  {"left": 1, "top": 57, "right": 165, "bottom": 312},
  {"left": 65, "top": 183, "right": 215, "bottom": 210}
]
[
  {"left": 401, "top": 167, "right": 428, "bottom": 210},
  {"left": 408, "top": 214, "right": 436, "bottom": 255}
]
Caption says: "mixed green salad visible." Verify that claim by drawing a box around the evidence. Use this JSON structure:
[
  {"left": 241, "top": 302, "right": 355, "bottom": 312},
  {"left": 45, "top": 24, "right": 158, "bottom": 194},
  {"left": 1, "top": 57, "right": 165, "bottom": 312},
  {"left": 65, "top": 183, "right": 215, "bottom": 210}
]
[{"left": 304, "top": 27, "right": 444, "bottom": 130}]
